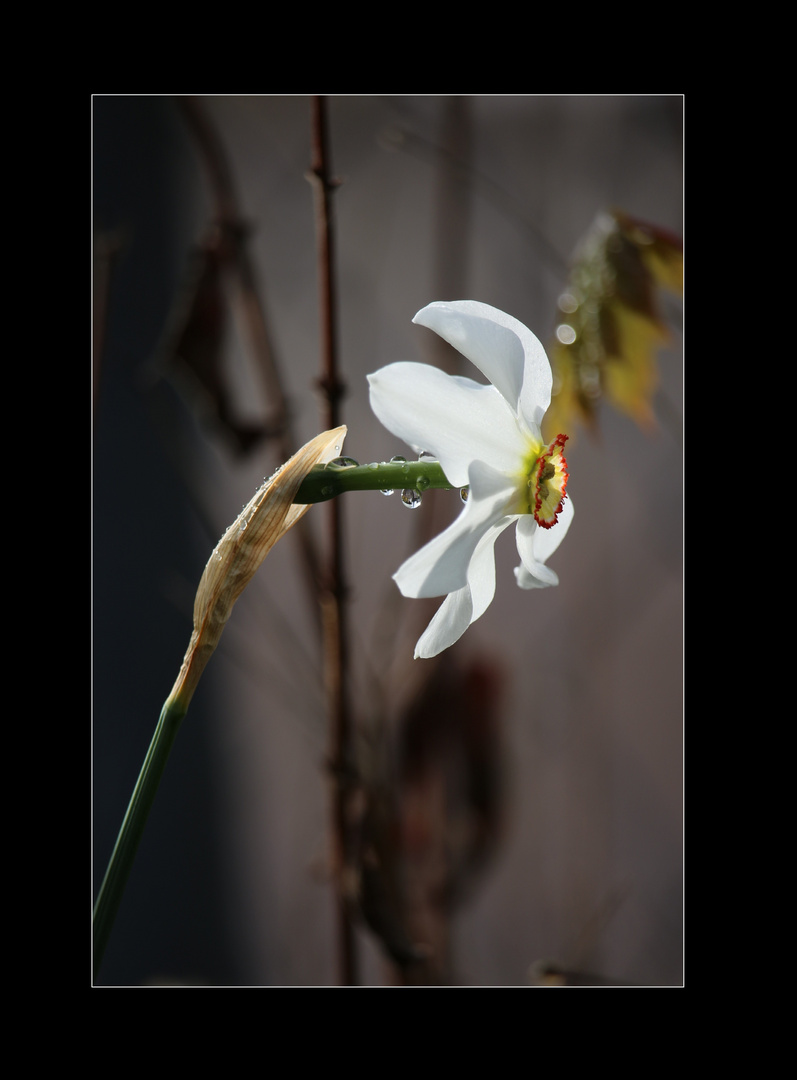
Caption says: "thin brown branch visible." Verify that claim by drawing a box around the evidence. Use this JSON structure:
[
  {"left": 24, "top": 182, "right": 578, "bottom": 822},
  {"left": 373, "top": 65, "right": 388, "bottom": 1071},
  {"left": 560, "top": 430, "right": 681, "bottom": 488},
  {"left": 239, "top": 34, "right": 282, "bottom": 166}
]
[
  {"left": 309, "top": 95, "right": 358, "bottom": 986},
  {"left": 309, "top": 98, "right": 346, "bottom": 429}
]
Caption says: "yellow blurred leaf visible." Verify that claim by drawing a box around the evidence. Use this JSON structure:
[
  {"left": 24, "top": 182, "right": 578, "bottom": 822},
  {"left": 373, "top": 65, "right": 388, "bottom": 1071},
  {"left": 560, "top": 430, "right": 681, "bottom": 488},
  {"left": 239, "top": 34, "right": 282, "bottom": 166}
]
[{"left": 545, "top": 210, "right": 682, "bottom": 440}]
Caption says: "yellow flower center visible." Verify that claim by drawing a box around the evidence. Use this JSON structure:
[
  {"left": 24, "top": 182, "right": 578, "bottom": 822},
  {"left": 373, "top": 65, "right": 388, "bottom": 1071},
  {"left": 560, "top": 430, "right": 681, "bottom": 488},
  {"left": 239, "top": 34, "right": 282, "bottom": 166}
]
[{"left": 520, "top": 434, "right": 569, "bottom": 528}]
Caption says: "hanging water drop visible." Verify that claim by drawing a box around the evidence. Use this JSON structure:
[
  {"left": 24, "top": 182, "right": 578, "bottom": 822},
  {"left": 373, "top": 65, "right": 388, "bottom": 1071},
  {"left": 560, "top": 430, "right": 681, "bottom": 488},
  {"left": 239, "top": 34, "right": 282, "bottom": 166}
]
[
  {"left": 381, "top": 488, "right": 394, "bottom": 496},
  {"left": 417, "top": 450, "right": 437, "bottom": 463},
  {"left": 327, "top": 456, "right": 360, "bottom": 469},
  {"left": 401, "top": 489, "right": 423, "bottom": 509}
]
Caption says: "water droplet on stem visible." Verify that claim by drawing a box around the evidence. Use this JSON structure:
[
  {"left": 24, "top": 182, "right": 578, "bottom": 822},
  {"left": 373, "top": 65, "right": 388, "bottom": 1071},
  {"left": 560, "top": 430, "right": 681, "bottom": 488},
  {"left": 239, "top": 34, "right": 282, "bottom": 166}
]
[
  {"left": 327, "top": 456, "right": 360, "bottom": 469},
  {"left": 401, "top": 489, "right": 423, "bottom": 509}
]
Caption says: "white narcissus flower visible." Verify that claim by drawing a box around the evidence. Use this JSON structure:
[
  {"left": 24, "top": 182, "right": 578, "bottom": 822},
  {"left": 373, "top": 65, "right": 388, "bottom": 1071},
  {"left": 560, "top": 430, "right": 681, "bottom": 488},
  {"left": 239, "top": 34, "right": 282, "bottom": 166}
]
[{"left": 368, "top": 301, "right": 573, "bottom": 659}]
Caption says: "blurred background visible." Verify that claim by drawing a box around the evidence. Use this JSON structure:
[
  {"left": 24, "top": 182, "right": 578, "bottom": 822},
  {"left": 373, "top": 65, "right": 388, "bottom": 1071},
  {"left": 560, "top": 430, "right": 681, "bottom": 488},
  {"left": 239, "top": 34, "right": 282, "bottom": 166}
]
[{"left": 93, "top": 94, "right": 683, "bottom": 986}]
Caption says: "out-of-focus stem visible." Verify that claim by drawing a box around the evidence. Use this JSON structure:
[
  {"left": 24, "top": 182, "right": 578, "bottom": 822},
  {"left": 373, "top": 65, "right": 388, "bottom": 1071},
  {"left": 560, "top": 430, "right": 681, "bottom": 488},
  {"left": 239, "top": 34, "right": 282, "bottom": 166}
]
[
  {"left": 93, "top": 698, "right": 186, "bottom": 980},
  {"left": 309, "top": 95, "right": 358, "bottom": 987}
]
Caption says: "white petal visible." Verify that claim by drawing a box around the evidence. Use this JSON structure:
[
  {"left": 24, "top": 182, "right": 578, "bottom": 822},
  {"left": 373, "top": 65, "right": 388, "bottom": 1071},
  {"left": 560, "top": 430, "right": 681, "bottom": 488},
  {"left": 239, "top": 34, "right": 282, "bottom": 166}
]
[
  {"left": 413, "top": 301, "right": 552, "bottom": 427},
  {"left": 393, "top": 461, "right": 515, "bottom": 599},
  {"left": 514, "top": 562, "right": 558, "bottom": 589},
  {"left": 414, "top": 586, "right": 473, "bottom": 658},
  {"left": 517, "top": 337, "right": 554, "bottom": 433},
  {"left": 368, "top": 362, "right": 524, "bottom": 486},
  {"left": 412, "top": 517, "right": 514, "bottom": 658},
  {"left": 513, "top": 497, "right": 574, "bottom": 589},
  {"left": 468, "top": 517, "right": 514, "bottom": 619}
]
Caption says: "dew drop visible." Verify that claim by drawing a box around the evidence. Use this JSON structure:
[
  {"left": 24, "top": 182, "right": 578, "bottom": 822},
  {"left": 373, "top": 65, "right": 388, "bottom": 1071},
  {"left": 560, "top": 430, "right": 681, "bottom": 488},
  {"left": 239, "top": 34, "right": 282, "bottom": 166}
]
[
  {"left": 417, "top": 450, "right": 437, "bottom": 462},
  {"left": 416, "top": 475, "right": 431, "bottom": 491},
  {"left": 381, "top": 488, "right": 394, "bottom": 497},
  {"left": 321, "top": 485, "right": 334, "bottom": 497},
  {"left": 401, "top": 489, "right": 422, "bottom": 509},
  {"left": 390, "top": 455, "right": 407, "bottom": 464},
  {"left": 328, "top": 456, "right": 359, "bottom": 469},
  {"left": 460, "top": 487, "right": 469, "bottom": 503},
  {"left": 367, "top": 461, "right": 379, "bottom": 470}
]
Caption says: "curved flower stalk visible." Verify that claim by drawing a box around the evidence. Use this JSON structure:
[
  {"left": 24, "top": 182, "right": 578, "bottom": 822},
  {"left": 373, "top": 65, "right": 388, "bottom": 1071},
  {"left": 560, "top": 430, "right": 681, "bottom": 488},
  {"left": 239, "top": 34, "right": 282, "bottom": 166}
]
[
  {"left": 368, "top": 301, "right": 573, "bottom": 659},
  {"left": 94, "top": 425, "right": 346, "bottom": 978}
]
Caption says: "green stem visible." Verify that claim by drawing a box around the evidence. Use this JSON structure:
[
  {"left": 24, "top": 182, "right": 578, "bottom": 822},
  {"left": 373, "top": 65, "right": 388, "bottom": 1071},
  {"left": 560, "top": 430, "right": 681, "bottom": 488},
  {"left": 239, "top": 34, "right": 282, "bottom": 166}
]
[
  {"left": 295, "top": 460, "right": 455, "bottom": 503},
  {"left": 93, "top": 697, "right": 187, "bottom": 980}
]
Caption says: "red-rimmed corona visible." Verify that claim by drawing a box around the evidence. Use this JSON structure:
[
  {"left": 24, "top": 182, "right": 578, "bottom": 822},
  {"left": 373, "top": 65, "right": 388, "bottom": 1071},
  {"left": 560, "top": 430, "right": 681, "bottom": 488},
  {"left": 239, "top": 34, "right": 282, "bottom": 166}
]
[{"left": 527, "top": 433, "right": 569, "bottom": 529}]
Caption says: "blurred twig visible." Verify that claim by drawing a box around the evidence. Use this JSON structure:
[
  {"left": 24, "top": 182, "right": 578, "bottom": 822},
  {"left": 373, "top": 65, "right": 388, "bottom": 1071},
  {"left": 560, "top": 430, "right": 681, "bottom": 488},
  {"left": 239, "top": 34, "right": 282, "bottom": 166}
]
[
  {"left": 379, "top": 109, "right": 571, "bottom": 281},
  {"left": 308, "top": 95, "right": 359, "bottom": 986},
  {"left": 175, "top": 95, "right": 324, "bottom": 619},
  {"left": 93, "top": 228, "right": 126, "bottom": 416},
  {"left": 176, "top": 96, "right": 288, "bottom": 431}
]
